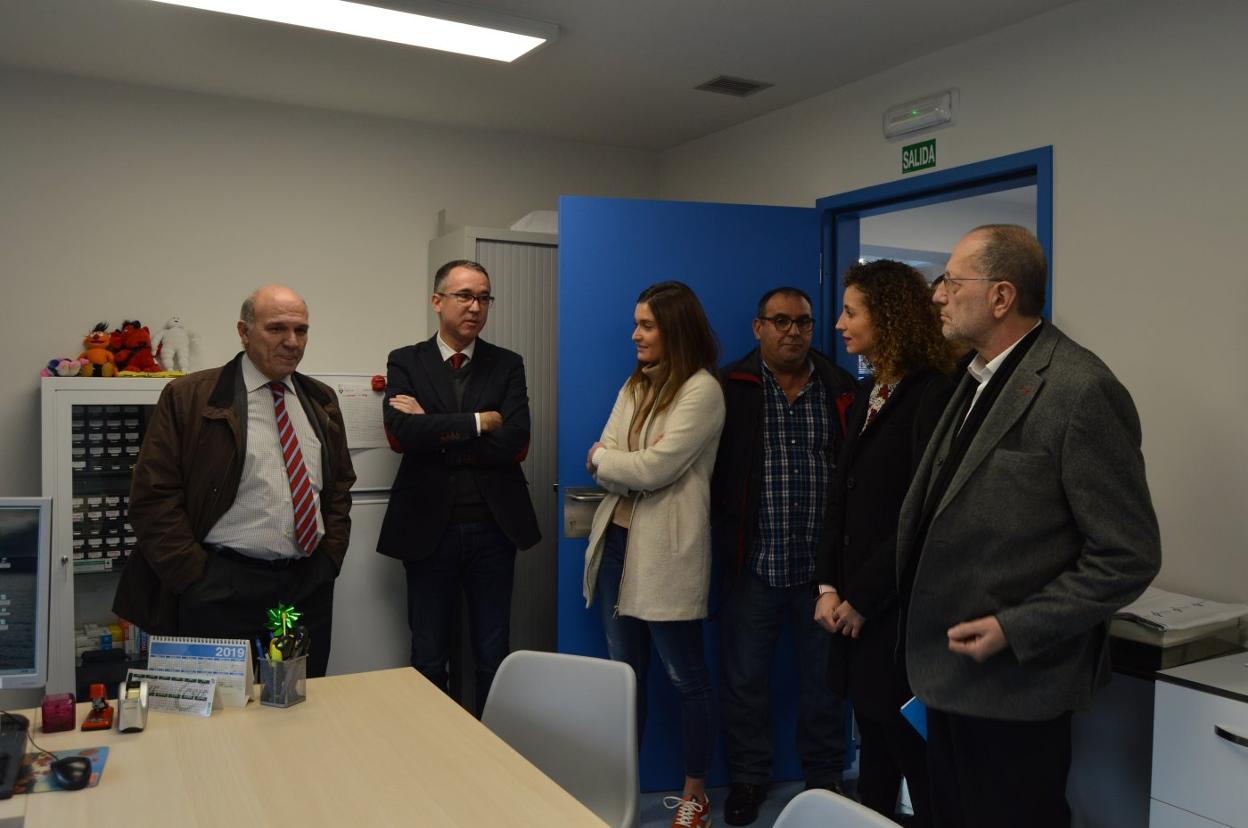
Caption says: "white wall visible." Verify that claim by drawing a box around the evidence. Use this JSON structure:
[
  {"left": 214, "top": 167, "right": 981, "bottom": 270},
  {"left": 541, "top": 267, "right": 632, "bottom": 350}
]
[
  {"left": 0, "top": 67, "right": 659, "bottom": 496},
  {"left": 660, "top": 0, "right": 1248, "bottom": 603},
  {"left": 861, "top": 188, "right": 1037, "bottom": 255}
]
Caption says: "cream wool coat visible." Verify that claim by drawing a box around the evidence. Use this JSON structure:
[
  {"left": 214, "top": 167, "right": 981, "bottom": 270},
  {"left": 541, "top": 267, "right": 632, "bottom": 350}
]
[{"left": 583, "top": 369, "right": 725, "bottom": 621}]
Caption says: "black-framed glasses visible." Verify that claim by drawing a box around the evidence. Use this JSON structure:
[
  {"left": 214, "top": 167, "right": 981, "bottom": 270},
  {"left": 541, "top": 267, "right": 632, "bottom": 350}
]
[
  {"left": 437, "top": 291, "right": 495, "bottom": 307},
  {"left": 937, "top": 272, "right": 997, "bottom": 292},
  {"left": 757, "top": 315, "right": 815, "bottom": 333}
]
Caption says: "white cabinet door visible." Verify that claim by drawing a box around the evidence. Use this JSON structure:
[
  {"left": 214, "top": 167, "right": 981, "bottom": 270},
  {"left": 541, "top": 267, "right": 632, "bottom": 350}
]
[
  {"left": 1152, "top": 681, "right": 1248, "bottom": 828},
  {"left": 1150, "top": 799, "right": 1229, "bottom": 828},
  {"left": 41, "top": 378, "right": 170, "bottom": 694}
]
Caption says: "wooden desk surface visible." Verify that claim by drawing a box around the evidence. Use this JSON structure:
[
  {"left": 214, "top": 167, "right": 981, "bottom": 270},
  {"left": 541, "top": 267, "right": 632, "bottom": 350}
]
[{"left": 8, "top": 669, "right": 606, "bottom": 827}]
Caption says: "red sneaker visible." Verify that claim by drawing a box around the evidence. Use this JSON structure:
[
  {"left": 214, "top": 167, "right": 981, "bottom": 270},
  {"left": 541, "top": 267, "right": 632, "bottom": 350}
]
[{"left": 663, "top": 794, "right": 712, "bottom": 828}]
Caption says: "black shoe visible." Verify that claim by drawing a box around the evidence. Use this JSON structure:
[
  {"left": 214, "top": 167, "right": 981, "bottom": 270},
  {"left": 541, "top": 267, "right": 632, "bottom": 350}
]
[
  {"left": 804, "top": 779, "right": 846, "bottom": 796},
  {"left": 723, "top": 782, "right": 767, "bottom": 826}
]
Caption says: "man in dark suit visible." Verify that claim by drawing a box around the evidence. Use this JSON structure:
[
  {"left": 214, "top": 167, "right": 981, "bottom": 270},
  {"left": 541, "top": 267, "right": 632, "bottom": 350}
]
[
  {"left": 898, "top": 225, "right": 1161, "bottom": 827},
  {"left": 378, "top": 259, "right": 540, "bottom": 714}
]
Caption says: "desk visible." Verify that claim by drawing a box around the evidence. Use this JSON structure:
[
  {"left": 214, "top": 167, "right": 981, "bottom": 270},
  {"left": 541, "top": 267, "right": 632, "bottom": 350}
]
[{"left": 1, "top": 668, "right": 606, "bottom": 827}]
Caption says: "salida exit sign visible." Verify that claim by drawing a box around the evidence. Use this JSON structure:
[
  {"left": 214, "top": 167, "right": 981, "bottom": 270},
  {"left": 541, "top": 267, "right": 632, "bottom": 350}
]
[{"left": 902, "top": 139, "right": 936, "bottom": 174}]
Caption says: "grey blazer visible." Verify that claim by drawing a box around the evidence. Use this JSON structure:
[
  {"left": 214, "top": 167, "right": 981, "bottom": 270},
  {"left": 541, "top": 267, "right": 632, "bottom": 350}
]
[{"left": 898, "top": 322, "right": 1161, "bottom": 720}]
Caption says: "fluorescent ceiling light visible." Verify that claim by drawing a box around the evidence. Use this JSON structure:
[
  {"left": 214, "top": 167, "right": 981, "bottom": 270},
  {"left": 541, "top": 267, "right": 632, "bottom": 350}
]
[{"left": 147, "top": 0, "right": 557, "bottom": 62}]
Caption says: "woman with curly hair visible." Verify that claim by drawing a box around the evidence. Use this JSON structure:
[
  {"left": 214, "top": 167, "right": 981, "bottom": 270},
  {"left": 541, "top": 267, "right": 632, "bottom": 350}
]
[{"left": 813, "top": 259, "right": 958, "bottom": 826}]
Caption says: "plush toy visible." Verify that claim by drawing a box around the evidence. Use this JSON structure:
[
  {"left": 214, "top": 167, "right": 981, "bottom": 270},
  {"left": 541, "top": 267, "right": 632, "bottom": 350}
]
[
  {"left": 39, "top": 357, "right": 89, "bottom": 377},
  {"left": 79, "top": 323, "right": 117, "bottom": 377},
  {"left": 114, "top": 320, "right": 161, "bottom": 373},
  {"left": 153, "top": 316, "right": 192, "bottom": 373},
  {"left": 108, "top": 320, "right": 134, "bottom": 366},
  {"left": 108, "top": 323, "right": 127, "bottom": 355}
]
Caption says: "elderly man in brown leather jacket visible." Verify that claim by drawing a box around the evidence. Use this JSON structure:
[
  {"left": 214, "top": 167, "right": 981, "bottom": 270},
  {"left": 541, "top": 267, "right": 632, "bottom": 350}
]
[{"left": 113, "top": 285, "right": 354, "bottom": 677}]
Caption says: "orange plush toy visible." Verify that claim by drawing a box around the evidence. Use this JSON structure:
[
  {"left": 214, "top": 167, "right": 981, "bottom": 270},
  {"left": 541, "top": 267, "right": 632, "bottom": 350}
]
[{"left": 79, "top": 322, "right": 117, "bottom": 377}]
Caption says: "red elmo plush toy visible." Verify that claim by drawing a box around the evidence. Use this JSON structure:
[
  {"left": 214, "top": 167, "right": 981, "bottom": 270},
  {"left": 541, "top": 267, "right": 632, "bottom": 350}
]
[{"left": 114, "top": 320, "right": 161, "bottom": 372}]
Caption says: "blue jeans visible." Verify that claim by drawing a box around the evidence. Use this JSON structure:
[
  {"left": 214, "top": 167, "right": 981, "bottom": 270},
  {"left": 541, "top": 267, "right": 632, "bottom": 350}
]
[
  {"left": 403, "top": 519, "right": 516, "bottom": 715},
  {"left": 595, "top": 524, "right": 715, "bottom": 779},
  {"left": 719, "top": 569, "right": 847, "bottom": 786}
]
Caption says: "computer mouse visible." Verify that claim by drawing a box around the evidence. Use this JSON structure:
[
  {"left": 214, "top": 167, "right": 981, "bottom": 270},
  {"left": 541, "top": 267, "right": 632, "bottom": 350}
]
[{"left": 49, "top": 756, "right": 91, "bottom": 791}]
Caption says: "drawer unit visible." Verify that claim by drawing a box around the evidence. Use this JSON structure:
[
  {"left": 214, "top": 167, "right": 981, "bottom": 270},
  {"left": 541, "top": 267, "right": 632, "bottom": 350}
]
[
  {"left": 1151, "top": 654, "right": 1248, "bottom": 828},
  {"left": 1150, "top": 799, "right": 1229, "bottom": 828}
]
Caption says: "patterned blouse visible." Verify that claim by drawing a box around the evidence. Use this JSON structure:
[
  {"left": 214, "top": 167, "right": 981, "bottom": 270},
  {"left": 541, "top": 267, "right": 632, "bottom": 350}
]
[{"left": 862, "top": 381, "right": 898, "bottom": 433}]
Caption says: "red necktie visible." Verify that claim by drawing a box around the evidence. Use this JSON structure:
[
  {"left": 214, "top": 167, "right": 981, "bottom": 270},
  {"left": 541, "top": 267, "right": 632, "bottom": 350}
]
[
  {"left": 449, "top": 353, "right": 466, "bottom": 370},
  {"left": 269, "top": 382, "right": 320, "bottom": 555}
]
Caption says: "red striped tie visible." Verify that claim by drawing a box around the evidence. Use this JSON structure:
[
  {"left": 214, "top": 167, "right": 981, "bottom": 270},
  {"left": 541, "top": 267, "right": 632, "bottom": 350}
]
[{"left": 269, "top": 382, "right": 320, "bottom": 555}]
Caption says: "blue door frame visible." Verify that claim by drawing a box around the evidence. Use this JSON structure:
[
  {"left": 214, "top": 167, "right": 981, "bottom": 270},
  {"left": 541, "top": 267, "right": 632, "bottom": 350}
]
[
  {"left": 816, "top": 147, "right": 1053, "bottom": 373},
  {"left": 554, "top": 149, "right": 1053, "bottom": 791}
]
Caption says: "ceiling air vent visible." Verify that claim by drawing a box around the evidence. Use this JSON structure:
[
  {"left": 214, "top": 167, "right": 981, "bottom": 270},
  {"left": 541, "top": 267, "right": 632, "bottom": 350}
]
[{"left": 694, "top": 75, "right": 773, "bottom": 98}]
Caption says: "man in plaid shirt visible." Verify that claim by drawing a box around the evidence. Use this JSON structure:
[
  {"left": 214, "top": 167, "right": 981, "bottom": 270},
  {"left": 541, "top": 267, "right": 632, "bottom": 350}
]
[{"left": 711, "top": 286, "right": 857, "bottom": 826}]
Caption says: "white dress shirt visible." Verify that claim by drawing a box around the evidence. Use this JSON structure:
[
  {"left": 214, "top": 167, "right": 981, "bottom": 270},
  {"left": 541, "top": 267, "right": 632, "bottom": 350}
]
[
  {"left": 963, "top": 320, "right": 1043, "bottom": 423},
  {"left": 204, "top": 354, "right": 325, "bottom": 559}
]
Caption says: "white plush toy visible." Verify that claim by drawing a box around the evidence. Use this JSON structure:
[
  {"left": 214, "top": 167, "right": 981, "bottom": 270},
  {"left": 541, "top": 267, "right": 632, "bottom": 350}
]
[{"left": 153, "top": 316, "right": 193, "bottom": 373}]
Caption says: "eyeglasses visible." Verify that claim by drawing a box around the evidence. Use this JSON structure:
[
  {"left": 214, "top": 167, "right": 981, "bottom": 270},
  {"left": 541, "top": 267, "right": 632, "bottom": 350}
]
[
  {"left": 757, "top": 315, "right": 815, "bottom": 333},
  {"left": 437, "top": 291, "right": 495, "bottom": 307},
  {"left": 936, "top": 272, "right": 997, "bottom": 293}
]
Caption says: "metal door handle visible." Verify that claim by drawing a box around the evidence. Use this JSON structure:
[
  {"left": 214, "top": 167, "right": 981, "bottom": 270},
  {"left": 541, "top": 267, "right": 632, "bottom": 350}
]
[
  {"left": 1215, "top": 725, "right": 1248, "bottom": 748},
  {"left": 567, "top": 492, "right": 606, "bottom": 503}
]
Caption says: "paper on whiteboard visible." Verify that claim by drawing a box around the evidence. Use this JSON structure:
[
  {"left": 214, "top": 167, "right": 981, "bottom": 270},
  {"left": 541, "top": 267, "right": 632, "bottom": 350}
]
[{"left": 332, "top": 378, "right": 387, "bottom": 449}]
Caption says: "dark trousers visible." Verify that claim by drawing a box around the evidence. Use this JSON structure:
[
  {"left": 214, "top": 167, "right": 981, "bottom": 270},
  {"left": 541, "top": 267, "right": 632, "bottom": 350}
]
[
  {"left": 403, "top": 519, "right": 516, "bottom": 716},
  {"left": 926, "top": 707, "right": 1073, "bottom": 828},
  {"left": 177, "top": 548, "right": 337, "bottom": 678},
  {"left": 857, "top": 712, "right": 931, "bottom": 827},
  {"left": 719, "top": 570, "right": 846, "bottom": 787},
  {"left": 596, "top": 524, "right": 715, "bottom": 779}
]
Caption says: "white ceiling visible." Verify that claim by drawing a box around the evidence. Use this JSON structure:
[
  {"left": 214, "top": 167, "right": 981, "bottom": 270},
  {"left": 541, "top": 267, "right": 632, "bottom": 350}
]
[{"left": 0, "top": 0, "right": 1077, "bottom": 150}]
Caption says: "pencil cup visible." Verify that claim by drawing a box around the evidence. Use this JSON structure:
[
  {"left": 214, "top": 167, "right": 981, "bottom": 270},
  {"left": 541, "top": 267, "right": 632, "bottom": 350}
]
[{"left": 259, "top": 655, "right": 307, "bottom": 708}]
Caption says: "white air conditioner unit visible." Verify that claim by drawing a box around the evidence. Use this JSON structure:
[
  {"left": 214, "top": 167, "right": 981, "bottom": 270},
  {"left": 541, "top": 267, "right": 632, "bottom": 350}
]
[{"left": 883, "top": 89, "right": 957, "bottom": 139}]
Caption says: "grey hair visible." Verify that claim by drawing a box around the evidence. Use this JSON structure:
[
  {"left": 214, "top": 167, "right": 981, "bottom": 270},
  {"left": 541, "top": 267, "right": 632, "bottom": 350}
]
[
  {"left": 968, "top": 224, "right": 1047, "bottom": 317},
  {"left": 241, "top": 286, "right": 309, "bottom": 328},
  {"left": 240, "top": 294, "right": 257, "bottom": 328}
]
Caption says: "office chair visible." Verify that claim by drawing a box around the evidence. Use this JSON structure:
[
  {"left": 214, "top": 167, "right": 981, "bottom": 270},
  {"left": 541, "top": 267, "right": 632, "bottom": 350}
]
[
  {"left": 482, "top": 650, "right": 639, "bottom": 828},
  {"left": 773, "top": 787, "right": 904, "bottom": 827}
]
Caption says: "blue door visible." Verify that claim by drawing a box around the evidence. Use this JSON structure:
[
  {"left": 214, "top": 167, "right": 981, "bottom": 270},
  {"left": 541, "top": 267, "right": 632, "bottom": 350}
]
[{"left": 557, "top": 196, "right": 819, "bottom": 790}]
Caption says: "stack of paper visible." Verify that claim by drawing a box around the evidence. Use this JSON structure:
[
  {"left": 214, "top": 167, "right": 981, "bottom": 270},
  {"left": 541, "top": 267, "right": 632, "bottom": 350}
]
[{"left": 1112, "top": 587, "right": 1247, "bottom": 647}]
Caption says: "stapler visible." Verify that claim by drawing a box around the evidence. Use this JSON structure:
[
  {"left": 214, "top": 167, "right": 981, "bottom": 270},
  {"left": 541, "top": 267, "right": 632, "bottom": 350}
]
[{"left": 117, "top": 679, "right": 149, "bottom": 733}]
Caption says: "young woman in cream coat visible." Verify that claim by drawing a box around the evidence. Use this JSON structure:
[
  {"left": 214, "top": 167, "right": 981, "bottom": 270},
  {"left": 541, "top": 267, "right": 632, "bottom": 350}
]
[{"left": 583, "top": 281, "right": 725, "bottom": 828}]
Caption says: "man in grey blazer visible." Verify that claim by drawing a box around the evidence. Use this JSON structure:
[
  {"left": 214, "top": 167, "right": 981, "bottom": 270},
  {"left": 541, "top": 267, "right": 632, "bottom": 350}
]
[{"left": 898, "top": 225, "right": 1160, "bottom": 828}]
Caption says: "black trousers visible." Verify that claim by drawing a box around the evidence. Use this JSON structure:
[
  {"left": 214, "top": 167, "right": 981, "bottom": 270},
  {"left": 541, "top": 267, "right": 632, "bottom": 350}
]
[
  {"left": 177, "top": 549, "right": 337, "bottom": 678},
  {"left": 856, "top": 711, "right": 931, "bottom": 827},
  {"left": 403, "top": 519, "right": 516, "bottom": 716},
  {"left": 719, "top": 570, "right": 846, "bottom": 787},
  {"left": 926, "top": 707, "right": 1072, "bottom": 828}
]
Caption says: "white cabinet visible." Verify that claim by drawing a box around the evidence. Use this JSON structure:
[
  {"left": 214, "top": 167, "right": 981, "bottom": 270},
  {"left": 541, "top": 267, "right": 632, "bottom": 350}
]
[
  {"left": 40, "top": 377, "right": 170, "bottom": 695},
  {"left": 1151, "top": 654, "right": 1248, "bottom": 827},
  {"left": 1150, "top": 800, "right": 1227, "bottom": 828}
]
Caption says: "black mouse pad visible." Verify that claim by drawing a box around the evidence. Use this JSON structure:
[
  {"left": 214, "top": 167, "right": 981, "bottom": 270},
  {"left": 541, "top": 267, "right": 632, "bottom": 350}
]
[{"left": 14, "top": 747, "right": 109, "bottom": 794}]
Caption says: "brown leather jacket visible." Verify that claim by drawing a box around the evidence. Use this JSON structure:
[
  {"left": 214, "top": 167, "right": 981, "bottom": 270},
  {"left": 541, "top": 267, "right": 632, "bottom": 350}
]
[{"left": 113, "top": 353, "right": 355, "bottom": 632}]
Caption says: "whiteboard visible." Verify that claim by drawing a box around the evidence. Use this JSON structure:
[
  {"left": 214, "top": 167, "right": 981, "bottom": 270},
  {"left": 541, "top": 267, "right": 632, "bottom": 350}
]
[{"left": 312, "top": 372, "right": 401, "bottom": 493}]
